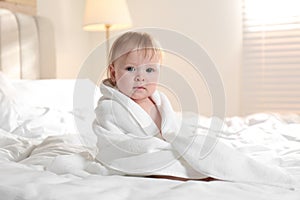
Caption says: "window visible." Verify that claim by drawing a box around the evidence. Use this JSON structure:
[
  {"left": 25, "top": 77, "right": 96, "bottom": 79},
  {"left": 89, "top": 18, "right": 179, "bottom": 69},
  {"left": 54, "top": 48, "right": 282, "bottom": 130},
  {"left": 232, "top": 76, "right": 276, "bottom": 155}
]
[{"left": 242, "top": 0, "right": 300, "bottom": 114}]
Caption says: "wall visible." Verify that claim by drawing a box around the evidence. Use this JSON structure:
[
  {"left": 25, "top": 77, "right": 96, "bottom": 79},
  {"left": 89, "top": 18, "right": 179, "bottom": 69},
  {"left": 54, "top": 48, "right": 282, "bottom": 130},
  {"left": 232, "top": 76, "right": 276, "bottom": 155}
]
[
  {"left": 37, "top": 0, "right": 242, "bottom": 116},
  {"left": 37, "top": 0, "right": 94, "bottom": 78}
]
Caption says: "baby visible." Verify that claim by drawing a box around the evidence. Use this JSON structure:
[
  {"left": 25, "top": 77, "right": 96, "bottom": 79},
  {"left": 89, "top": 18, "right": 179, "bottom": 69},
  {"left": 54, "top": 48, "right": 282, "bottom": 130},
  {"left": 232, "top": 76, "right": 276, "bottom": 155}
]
[{"left": 93, "top": 31, "right": 209, "bottom": 180}]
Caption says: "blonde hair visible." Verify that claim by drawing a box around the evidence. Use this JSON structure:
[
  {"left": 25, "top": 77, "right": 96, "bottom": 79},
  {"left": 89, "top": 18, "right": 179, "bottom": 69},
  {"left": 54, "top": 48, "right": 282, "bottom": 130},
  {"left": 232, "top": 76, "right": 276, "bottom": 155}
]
[{"left": 107, "top": 31, "right": 162, "bottom": 85}]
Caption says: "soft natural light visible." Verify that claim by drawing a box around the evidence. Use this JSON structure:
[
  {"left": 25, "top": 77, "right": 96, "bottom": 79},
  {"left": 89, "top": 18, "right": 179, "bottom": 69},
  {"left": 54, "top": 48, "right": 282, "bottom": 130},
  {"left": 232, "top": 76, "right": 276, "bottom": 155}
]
[{"left": 244, "top": 0, "right": 300, "bottom": 31}]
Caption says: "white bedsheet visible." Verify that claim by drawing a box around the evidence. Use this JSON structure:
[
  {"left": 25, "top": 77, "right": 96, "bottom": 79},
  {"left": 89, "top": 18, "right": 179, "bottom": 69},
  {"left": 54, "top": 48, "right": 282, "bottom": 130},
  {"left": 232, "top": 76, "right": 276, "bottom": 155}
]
[
  {"left": 0, "top": 161, "right": 299, "bottom": 200},
  {"left": 0, "top": 113, "right": 300, "bottom": 200}
]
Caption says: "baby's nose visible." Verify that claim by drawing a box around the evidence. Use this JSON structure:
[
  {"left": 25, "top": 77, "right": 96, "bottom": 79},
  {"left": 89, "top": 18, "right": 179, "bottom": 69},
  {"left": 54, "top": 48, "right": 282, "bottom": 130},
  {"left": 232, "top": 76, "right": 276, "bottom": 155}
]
[
  {"left": 135, "top": 75, "right": 145, "bottom": 81},
  {"left": 135, "top": 74, "right": 145, "bottom": 81}
]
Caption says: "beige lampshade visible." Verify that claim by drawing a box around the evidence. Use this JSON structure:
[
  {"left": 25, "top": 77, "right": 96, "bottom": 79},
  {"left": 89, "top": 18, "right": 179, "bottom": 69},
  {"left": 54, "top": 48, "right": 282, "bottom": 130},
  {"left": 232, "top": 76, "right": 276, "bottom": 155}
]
[{"left": 83, "top": 0, "right": 132, "bottom": 31}]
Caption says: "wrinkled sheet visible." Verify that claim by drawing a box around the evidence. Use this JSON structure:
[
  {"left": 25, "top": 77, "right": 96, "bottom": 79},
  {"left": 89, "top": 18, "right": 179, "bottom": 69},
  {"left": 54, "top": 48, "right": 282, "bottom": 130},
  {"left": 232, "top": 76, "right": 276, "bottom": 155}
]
[{"left": 0, "top": 113, "right": 300, "bottom": 200}]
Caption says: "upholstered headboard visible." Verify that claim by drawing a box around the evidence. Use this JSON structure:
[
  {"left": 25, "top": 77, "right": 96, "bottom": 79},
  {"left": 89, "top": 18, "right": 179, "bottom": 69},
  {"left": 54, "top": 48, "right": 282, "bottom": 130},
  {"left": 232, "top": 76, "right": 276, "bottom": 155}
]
[{"left": 0, "top": 8, "right": 56, "bottom": 79}]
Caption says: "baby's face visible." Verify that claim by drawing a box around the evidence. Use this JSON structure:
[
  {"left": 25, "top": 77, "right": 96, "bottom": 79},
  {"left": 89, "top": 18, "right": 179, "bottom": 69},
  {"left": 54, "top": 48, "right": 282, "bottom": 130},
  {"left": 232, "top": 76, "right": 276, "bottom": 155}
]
[{"left": 111, "top": 50, "right": 160, "bottom": 102}]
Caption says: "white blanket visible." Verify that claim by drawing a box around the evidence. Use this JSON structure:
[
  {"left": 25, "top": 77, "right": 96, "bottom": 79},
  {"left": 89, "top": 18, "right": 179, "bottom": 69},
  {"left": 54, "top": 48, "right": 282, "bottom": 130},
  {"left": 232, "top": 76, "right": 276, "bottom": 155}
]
[
  {"left": 1, "top": 116, "right": 300, "bottom": 199},
  {"left": 93, "top": 80, "right": 298, "bottom": 189}
]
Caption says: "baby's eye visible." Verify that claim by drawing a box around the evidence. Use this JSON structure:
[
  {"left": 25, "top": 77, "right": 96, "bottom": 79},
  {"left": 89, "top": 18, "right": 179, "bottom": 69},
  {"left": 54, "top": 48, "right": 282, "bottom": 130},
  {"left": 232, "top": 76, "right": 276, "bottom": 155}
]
[
  {"left": 146, "top": 68, "right": 155, "bottom": 73},
  {"left": 125, "top": 66, "right": 135, "bottom": 72}
]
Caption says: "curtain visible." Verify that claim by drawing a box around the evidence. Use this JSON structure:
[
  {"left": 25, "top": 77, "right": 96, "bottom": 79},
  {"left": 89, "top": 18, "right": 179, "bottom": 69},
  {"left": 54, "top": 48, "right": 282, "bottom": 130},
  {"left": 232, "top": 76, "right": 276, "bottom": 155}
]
[{"left": 242, "top": 0, "right": 300, "bottom": 114}]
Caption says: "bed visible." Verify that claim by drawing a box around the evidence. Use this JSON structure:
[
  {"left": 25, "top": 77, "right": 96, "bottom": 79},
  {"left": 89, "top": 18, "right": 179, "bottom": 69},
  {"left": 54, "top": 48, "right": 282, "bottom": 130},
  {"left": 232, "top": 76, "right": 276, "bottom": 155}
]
[{"left": 0, "top": 8, "right": 300, "bottom": 200}]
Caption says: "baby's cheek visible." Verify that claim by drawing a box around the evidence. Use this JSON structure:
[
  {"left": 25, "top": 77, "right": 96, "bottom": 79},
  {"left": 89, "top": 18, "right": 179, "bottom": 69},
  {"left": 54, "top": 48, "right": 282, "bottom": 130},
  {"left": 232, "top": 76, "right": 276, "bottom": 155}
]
[
  {"left": 147, "top": 83, "right": 158, "bottom": 93},
  {"left": 117, "top": 80, "right": 130, "bottom": 91},
  {"left": 116, "top": 79, "right": 134, "bottom": 96},
  {"left": 116, "top": 73, "right": 132, "bottom": 86}
]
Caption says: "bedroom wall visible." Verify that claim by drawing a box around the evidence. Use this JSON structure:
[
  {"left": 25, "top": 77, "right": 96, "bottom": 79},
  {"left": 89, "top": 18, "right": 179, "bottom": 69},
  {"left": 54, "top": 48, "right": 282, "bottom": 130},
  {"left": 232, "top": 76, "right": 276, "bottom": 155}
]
[{"left": 37, "top": 0, "right": 242, "bottom": 117}]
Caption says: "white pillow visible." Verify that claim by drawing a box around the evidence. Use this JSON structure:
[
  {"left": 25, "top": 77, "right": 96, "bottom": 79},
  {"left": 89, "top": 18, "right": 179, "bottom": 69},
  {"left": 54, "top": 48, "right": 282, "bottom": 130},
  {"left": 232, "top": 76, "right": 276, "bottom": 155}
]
[
  {"left": 0, "top": 73, "right": 101, "bottom": 146},
  {"left": 12, "top": 79, "right": 100, "bottom": 139},
  {"left": 11, "top": 79, "right": 101, "bottom": 110},
  {"left": 0, "top": 72, "right": 20, "bottom": 132}
]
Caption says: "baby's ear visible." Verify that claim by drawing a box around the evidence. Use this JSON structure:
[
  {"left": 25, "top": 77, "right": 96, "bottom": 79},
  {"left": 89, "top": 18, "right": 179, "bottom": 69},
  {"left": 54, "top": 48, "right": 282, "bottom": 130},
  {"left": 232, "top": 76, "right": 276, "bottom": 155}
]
[{"left": 109, "top": 64, "right": 116, "bottom": 82}]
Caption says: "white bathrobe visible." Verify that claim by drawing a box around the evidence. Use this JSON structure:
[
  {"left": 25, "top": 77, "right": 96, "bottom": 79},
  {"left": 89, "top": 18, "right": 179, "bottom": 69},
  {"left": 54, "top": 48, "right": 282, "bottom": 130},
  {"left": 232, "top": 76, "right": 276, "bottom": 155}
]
[{"left": 93, "top": 79, "right": 297, "bottom": 189}]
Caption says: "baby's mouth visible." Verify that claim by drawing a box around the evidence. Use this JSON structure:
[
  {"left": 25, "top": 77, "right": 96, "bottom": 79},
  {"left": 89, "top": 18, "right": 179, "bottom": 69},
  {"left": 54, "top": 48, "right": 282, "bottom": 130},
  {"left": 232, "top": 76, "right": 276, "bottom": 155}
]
[{"left": 133, "top": 86, "right": 146, "bottom": 90}]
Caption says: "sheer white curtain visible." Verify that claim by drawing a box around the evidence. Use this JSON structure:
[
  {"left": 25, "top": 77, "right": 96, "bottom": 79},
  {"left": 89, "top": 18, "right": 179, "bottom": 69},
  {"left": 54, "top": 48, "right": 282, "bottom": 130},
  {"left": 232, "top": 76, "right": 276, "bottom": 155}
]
[{"left": 242, "top": 0, "right": 300, "bottom": 114}]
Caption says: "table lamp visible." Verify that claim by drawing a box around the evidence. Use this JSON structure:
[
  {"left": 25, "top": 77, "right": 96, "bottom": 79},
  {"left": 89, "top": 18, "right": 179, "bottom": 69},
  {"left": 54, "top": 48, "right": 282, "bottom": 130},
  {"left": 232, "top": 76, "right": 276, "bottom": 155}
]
[{"left": 83, "top": 0, "right": 132, "bottom": 60}]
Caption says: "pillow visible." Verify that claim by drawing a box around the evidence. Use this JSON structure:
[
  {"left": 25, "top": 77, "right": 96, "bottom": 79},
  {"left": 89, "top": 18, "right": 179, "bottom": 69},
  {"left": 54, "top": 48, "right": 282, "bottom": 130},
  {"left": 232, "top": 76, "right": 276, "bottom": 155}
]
[
  {"left": 11, "top": 79, "right": 101, "bottom": 110},
  {"left": 0, "top": 73, "right": 101, "bottom": 147},
  {"left": 0, "top": 72, "right": 20, "bottom": 132},
  {"left": 11, "top": 79, "right": 101, "bottom": 142}
]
